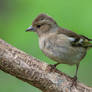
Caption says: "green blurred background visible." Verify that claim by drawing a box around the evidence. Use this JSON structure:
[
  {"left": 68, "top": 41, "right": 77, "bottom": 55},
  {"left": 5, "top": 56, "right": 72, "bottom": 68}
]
[{"left": 0, "top": 0, "right": 92, "bottom": 92}]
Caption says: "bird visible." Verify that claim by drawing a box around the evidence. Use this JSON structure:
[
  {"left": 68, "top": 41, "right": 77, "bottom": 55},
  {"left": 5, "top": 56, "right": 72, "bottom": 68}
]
[{"left": 26, "top": 13, "right": 92, "bottom": 86}]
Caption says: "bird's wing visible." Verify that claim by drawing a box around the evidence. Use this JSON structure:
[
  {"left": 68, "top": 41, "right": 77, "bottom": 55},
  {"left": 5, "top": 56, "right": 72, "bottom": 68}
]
[{"left": 57, "top": 27, "right": 92, "bottom": 48}]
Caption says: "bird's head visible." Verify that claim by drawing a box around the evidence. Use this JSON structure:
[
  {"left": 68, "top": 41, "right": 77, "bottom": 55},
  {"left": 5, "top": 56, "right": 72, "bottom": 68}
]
[{"left": 26, "top": 13, "right": 58, "bottom": 36}]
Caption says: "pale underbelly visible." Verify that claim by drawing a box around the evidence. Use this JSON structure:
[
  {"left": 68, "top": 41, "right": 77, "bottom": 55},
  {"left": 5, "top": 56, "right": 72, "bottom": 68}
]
[{"left": 41, "top": 46, "right": 86, "bottom": 65}]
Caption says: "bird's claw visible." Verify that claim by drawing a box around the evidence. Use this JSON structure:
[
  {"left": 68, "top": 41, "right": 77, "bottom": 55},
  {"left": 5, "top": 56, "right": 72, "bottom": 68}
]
[
  {"left": 49, "top": 64, "right": 57, "bottom": 70},
  {"left": 71, "top": 76, "right": 77, "bottom": 87}
]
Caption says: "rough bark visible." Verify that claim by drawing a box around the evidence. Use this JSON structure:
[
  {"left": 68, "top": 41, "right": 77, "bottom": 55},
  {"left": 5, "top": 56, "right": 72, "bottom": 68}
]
[{"left": 0, "top": 38, "right": 92, "bottom": 92}]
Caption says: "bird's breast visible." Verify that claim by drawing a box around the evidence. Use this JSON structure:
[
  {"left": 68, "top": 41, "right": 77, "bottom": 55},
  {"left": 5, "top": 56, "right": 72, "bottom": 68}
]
[
  {"left": 39, "top": 36, "right": 46, "bottom": 50},
  {"left": 39, "top": 35, "right": 55, "bottom": 58}
]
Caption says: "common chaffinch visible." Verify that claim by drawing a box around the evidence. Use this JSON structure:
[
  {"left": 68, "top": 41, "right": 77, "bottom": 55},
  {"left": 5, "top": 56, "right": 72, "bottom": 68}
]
[{"left": 26, "top": 13, "right": 92, "bottom": 86}]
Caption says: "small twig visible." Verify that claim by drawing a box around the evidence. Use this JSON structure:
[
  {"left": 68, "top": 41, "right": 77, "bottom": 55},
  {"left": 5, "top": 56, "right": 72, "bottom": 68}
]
[{"left": 0, "top": 38, "right": 92, "bottom": 92}]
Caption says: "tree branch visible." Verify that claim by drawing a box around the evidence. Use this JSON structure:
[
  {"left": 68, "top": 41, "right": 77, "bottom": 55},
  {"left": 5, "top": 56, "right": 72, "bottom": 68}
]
[{"left": 0, "top": 38, "right": 92, "bottom": 92}]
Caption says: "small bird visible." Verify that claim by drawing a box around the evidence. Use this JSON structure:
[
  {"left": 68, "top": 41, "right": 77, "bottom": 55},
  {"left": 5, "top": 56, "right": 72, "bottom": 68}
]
[{"left": 26, "top": 13, "right": 92, "bottom": 85}]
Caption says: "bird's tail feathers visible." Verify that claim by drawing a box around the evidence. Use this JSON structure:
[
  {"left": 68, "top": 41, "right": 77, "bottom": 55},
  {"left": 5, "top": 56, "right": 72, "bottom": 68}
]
[
  {"left": 83, "top": 40, "right": 92, "bottom": 48},
  {"left": 87, "top": 44, "right": 92, "bottom": 48},
  {"left": 86, "top": 42, "right": 92, "bottom": 48}
]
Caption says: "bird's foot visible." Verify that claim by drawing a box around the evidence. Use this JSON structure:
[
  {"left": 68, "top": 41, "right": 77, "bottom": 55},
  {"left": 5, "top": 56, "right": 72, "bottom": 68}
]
[
  {"left": 49, "top": 63, "right": 60, "bottom": 71},
  {"left": 71, "top": 76, "right": 77, "bottom": 87}
]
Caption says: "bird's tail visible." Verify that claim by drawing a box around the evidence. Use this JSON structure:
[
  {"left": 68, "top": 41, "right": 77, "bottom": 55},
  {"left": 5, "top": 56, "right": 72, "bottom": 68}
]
[
  {"left": 80, "top": 35, "right": 92, "bottom": 48},
  {"left": 82, "top": 38, "right": 92, "bottom": 48},
  {"left": 86, "top": 40, "right": 92, "bottom": 48},
  {"left": 87, "top": 44, "right": 92, "bottom": 48}
]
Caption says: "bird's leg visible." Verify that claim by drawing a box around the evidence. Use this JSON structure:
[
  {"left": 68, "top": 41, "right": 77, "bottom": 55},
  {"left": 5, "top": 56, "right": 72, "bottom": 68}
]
[
  {"left": 49, "top": 63, "right": 60, "bottom": 69},
  {"left": 71, "top": 63, "right": 79, "bottom": 87},
  {"left": 53, "top": 63, "right": 60, "bottom": 67}
]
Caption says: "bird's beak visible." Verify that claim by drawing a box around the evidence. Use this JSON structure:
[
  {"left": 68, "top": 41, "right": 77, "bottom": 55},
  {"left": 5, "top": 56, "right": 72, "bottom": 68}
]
[{"left": 26, "top": 25, "right": 35, "bottom": 32}]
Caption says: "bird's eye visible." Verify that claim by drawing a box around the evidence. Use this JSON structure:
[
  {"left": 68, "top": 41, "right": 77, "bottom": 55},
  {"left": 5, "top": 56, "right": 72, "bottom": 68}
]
[{"left": 37, "top": 25, "right": 41, "bottom": 28}]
